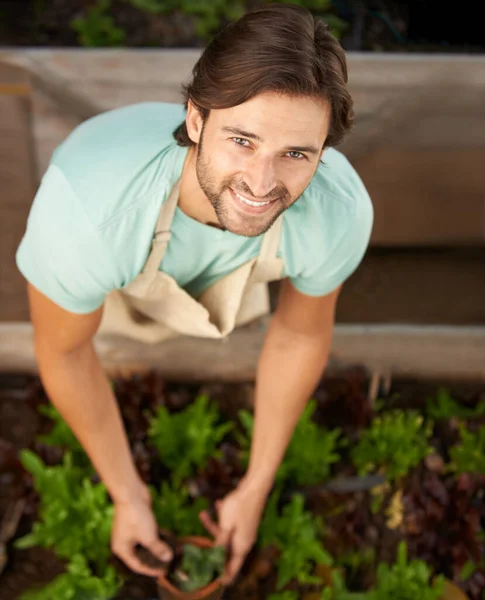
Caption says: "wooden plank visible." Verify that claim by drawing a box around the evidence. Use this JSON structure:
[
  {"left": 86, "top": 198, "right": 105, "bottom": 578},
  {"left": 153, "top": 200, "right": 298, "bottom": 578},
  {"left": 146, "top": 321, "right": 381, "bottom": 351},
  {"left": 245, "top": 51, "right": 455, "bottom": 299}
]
[
  {"left": 1, "top": 321, "right": 484, "bottom": 382},
  {"left": 0, "top": 62, "right": 37, "bottom": 322}
]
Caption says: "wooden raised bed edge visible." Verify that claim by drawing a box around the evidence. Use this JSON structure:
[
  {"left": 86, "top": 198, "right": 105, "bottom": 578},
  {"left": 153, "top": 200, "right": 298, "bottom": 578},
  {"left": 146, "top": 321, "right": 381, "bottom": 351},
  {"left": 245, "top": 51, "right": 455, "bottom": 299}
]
[{"left": 1, "top": 320, "right": 484, "bottom": 382}]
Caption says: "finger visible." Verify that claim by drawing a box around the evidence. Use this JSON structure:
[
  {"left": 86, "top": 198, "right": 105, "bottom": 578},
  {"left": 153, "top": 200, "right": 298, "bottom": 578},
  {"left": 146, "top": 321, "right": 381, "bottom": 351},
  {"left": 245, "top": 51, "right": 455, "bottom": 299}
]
[
  {"left": 147, "top": 538, "right": 173, "bottom": 564},
  {"left": 199, "top": 510, "right": 220, "bottom": 538},
  {"left": 114, "top": 546, "right": 165, "bottom": 578},
  {"left": 223, "top": 552, "right": 245, "bottom": 584},
  {"left": 215, "top": 525, "right": 231, "bottom": 549}
]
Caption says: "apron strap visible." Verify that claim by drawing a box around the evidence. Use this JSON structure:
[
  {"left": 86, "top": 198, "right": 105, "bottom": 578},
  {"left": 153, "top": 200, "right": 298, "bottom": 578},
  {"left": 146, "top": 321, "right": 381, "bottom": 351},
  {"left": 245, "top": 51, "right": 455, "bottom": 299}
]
[
  {"left": 143, "top": 178, "right": 181, "bottom": 274},
  {"left": 143, "top": 178, "right": 284, "bottom": 276}
]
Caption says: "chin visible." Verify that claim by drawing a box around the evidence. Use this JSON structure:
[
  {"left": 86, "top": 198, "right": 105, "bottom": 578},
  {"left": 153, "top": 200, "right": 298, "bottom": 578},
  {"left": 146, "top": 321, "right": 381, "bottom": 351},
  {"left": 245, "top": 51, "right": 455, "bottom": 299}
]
[{"left": 222, "top": 216, "right": 274, "bottom": 238}]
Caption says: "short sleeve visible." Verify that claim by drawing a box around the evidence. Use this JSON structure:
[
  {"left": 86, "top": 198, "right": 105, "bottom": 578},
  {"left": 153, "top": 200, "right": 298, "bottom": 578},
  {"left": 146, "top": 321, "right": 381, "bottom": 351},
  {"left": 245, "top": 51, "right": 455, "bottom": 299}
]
[
  {"left": 16, "top": 164, "right": 120, "bottom": 314},
  {"left": 290, "top": 195, "right": 374, "bottom": 297}
]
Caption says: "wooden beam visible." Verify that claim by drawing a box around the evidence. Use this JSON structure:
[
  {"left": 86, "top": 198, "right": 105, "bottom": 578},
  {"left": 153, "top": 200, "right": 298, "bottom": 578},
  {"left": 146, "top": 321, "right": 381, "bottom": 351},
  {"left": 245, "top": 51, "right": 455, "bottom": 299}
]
[{"left": 1, "top": 321, "right": 484, "bottom": 382}]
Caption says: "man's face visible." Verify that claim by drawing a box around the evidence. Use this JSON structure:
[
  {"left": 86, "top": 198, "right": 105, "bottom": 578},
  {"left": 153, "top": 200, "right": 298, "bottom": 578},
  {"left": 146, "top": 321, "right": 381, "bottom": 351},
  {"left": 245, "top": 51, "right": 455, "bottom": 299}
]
[{"left": 187, "top": 92, "right": 331, "bottom": 237}]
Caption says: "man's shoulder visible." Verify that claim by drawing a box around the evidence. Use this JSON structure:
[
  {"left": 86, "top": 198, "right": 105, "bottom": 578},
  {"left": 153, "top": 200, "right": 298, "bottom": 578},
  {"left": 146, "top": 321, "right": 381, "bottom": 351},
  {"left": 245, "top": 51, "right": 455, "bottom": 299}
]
[
  {"left": 288, "top": 148, "right": 373, "bottom": 228},
  {"left": 307, "top": 148, "right": 371, "bottom": 212},
  {"left": 282, "top": 149, "right": 374, "bottom": 296},
  {"left": 49, "top": 101, "right": 187, "bottom": 227}
]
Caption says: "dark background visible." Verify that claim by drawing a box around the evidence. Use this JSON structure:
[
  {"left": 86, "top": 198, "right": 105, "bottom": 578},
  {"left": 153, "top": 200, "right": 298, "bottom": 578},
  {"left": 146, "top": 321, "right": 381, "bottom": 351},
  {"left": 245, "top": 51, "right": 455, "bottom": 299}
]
[{"left": 0, "top": 0, "right": 484, "bottom": 52}]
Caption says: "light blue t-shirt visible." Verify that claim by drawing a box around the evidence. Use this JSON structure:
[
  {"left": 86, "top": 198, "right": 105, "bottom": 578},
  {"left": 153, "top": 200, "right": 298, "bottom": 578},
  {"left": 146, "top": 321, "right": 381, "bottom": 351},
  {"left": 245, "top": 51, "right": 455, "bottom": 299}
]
[{"left": 16, "top": 101, "right": 374, "bottom": 314}]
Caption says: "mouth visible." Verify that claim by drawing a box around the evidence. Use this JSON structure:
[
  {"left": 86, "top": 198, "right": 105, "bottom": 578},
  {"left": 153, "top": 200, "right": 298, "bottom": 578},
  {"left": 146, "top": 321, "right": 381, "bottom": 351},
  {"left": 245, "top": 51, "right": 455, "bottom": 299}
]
[{"left": 229, "top": 188, "right": 278, "bottom": 214}]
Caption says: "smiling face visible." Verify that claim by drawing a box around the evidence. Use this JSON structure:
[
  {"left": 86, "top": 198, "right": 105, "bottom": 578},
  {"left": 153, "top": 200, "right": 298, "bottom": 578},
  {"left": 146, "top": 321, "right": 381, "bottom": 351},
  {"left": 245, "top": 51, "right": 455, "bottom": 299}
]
[{"left": 186, "top": 92, "right": 331, "bottom": 237}]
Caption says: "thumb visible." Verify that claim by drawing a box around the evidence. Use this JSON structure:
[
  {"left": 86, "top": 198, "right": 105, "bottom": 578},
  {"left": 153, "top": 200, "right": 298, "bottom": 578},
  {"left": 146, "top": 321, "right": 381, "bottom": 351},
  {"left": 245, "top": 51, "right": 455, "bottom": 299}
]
[{"left": 147, "top": 537, "right": 173, "bottom": 565}]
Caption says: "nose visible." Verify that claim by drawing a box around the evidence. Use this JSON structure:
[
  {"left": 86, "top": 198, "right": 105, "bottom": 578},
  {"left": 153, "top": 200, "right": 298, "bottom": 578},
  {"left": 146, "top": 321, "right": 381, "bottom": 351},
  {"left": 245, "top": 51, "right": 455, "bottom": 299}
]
[{"left": 243, "top": 156, "right": 278, "bottom": 199}]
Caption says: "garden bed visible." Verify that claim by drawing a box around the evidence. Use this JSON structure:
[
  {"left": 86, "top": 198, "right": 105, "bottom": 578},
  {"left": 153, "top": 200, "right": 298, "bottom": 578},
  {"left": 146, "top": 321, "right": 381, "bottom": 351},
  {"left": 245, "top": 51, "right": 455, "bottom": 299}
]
[
  {"left": 1, "top": 0, "right": 484, "bottom": 53},
  {"left": 0, "top": 368, "right": 484, "bottom": 599}
]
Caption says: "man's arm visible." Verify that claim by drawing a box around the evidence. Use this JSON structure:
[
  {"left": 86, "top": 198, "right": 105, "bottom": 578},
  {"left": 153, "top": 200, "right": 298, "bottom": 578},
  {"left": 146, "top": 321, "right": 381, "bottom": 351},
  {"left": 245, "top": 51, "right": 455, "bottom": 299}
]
[
  {"left": 201, "top": 278, "right": 341, "bottom": 581},
  {"left": 243, "top": 277, "right": 341, "bottom": 495},
  {"left": 27, "top": 282, "right": 172, "bottom": 575}
]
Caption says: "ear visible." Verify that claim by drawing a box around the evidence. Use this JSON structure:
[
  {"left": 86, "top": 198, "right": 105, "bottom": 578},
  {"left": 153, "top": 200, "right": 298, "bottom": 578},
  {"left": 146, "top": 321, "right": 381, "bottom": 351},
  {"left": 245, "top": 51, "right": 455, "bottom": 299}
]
[{"left": 186, "top": 100, "right": 205, "bottom": 144}]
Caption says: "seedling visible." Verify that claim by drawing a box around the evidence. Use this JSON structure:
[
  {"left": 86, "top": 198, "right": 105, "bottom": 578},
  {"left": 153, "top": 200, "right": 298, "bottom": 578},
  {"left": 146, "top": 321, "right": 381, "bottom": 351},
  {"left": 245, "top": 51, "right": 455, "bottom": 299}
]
[{"left": 171, "top": 543, "right": 225, "bottom": 593}]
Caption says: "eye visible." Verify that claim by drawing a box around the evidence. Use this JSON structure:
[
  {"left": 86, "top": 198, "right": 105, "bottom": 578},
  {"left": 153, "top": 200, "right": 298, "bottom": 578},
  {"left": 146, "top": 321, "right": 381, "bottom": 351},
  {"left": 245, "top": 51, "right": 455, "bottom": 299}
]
[
  {"left": 232, "top": 137, "right": 251, "bottom": 148},
  {"left": 286, "top": 151, "right": 306, "bottom": 160}
]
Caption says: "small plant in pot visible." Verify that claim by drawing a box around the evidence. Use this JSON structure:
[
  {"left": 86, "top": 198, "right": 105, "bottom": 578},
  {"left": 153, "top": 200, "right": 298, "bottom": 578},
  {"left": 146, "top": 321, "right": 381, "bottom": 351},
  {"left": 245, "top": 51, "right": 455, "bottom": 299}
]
[{"left": 157, "top": 535, "right": 226, "bottom": 600}]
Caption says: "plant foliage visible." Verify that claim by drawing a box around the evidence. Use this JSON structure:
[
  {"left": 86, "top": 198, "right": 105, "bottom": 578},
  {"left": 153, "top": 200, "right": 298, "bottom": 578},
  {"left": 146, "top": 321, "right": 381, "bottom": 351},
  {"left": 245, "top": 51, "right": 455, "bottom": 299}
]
[
  {"left": 351, "top": 410, "right": 433, "bottom": 482},
  {"left": 147, "top": 394, "right": 233, "bottom": 485}
]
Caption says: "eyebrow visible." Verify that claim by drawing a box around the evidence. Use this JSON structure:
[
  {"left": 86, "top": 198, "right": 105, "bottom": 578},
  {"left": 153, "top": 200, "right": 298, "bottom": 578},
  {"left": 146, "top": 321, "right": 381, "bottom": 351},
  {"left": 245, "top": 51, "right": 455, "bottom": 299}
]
[{"left": 221, "top": 126, "right": 320, "bottom": 155}]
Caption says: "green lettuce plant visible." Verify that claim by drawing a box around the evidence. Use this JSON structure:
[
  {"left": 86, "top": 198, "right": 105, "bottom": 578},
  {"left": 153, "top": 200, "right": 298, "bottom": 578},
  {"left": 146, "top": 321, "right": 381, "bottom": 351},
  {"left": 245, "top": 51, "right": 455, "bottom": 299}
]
[
  {"left": 15, "top": 450, "right": 113, "bottom": 571},
  {"left": 258, "top": 491, "right": 332, "bottom": 590},
  {"left": 367, "top": 541, "right": 445, "bottom": 600},
  {"left": 268, "top": 592, "right": 299, "bottom": 600},
  {"left": 19, "top": 554, "right": 122, "bottom": 600},
  {"left": 351, "top": 410, "right": 433, "bottom": 483},
  {"left": 71, "top": 0, "right": 126, "bottom": 47},
  {"left": 151, "top": 478, "right": 209, "bottom": 537},
  {"left": 147, "top": 394, "right": 233, "bottom": 485},
  {"left": 128, "top": 0, "right": 245, "bottom": 40},
  {"left": 238, "top": 399, "right": 343, "bottom": 487},
  {"left": 425, "top": 388, "right": 485, "bottom": 420},
  {"left": 128, "top": 0, "right": 348, "bottom": 42},
  {"left": 449, "top": 424, "right": 485, "bottom": 475}
]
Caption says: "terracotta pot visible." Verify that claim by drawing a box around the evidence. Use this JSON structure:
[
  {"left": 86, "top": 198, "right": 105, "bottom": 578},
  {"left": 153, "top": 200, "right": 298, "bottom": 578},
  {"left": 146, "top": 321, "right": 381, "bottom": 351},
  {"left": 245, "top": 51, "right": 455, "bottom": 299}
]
[
  {"left": 157, "top": 535, "right": 225, "bottom": 600},
  {"left": 440, "top": 579, "right": 469, "bottom": 600}
]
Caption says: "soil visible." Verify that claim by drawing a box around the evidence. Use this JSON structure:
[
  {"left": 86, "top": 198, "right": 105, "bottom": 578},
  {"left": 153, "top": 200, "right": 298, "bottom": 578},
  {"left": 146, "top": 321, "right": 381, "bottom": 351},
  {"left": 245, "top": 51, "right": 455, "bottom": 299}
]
[
  {"left": 1, "top": 370, "right": 484, "bottom": 599},
  {"left": 0, "top": 0, "right": 484, "bottom": 53}
]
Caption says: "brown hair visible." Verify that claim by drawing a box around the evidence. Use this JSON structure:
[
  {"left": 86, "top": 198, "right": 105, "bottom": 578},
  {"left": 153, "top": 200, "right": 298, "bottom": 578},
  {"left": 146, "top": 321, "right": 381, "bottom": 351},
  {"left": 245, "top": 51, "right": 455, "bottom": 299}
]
[{"left": 173, "top": 3, "right": 354, "bottom": 149}]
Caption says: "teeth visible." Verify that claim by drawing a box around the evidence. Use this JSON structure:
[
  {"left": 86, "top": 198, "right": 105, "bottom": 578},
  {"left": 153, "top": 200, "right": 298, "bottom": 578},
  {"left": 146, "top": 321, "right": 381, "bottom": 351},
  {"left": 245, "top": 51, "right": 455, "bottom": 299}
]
[{"left": 235, "top": 191, "right": 270, "bottom": 207}]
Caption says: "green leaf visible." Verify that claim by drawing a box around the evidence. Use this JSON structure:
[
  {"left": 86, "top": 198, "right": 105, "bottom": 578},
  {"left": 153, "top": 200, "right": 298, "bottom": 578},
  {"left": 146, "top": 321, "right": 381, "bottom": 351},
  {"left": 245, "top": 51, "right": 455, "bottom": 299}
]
[
  {"left": 147, "top": 394, "right": 233, "bottom": 484},
  {"left": 19, "top": 555, "right": 122, "bottom": 600},
  {"left": 368, "top": 542, "right": 445, "bottom": 600},
  {"left": 426, "top": 388, "right": 485, "bottom": 420},
  {"left": 70, "top": 0, "right": 126, "bottom": 47},
  {"left": 238, "top": 400, "right": 344, "bottom": 488},
  {"left": 258, "top": 491, "right": 332, "bottom": 590},
  {"left": 351, "top": 410, "right": 433, "bottom": 482},
  {"left": 175, "top": 544, "right": 225, "bottom": 592},
  {"left": 151, "top": 479, "right": 208, "bottom": 537},
  {"left": 15, "top": 451, "right": 113, "bottom": 570},
  {"left": 449, "top": 424, "right": 485, "bottom": 476}
]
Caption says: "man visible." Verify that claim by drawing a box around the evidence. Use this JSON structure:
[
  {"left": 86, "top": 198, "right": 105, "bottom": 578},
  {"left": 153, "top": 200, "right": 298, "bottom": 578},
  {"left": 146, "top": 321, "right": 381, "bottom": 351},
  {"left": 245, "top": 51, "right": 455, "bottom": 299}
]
[{"left": 16, "top": 2, "right": 373, "bottom": 586}]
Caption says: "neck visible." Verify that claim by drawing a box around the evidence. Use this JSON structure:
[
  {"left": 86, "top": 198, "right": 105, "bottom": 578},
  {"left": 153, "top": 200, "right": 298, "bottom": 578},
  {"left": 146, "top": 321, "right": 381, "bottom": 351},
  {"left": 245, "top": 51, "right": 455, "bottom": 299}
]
[{"left": 179, "top": 145, "right": 222, "bottom": 228}]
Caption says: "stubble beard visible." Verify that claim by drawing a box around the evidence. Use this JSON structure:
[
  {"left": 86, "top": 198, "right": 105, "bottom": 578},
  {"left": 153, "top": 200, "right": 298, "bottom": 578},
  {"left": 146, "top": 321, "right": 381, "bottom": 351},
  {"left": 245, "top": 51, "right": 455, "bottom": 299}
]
[{"left": 194, "top": 138, "right": 291, "bottom": 238}]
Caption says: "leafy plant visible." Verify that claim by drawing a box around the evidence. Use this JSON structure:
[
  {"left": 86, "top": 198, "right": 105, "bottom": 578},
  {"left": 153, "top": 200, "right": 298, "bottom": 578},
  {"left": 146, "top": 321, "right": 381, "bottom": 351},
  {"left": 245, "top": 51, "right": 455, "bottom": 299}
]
[
  {"left": 147, "top": 394, "right": 233, "bottom": 485},
  {"left": 426, "top": 388, "right": 485, "bottom": 420},
  {"left": 449, "top": 424, "right": 485, "bottom": 475},
  {"left": 268, "top": 592, "right": 299, "bottom": 600},
  {"left": 259, "top": 491, "right": 332, "bottom": 590},
  {"left": 36, "top": 403, "right": 92, "bottom": 469},
  {"left": 173, "top": 544, "right": 225, "bottom": 592},
  {"left": 128, "top": 0, "right": 246, "bottom": 41},
  {"left": 351, "top": 410, "right": 433, "bottom": 483},
  {"left": 238, "top": 400, "right": 344, "bottom": 487},
  {"left": 320, "top": 569, "right": 369, "bottom": 599},
  {"left": 368, "top": 541, "right": 445, "bottom": 600},
  {"left": 19, "top": 554, "right": 122, "bottom": 600},
  {"left": 128, "top": 0, "right": 347, "bottom": 42},
  {"left": 151, "top": 478, "right": 209, "bottom": 537},
  {"left": 71, "top": 0, "right": 126, "bottom": 47},
  {"left": 15, "top": 450, "right": 113, "bottom": 571}
]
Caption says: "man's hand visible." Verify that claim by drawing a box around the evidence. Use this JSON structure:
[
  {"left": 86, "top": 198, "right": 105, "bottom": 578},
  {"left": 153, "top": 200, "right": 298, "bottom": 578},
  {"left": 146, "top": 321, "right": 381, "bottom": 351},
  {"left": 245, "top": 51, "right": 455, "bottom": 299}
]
[
  {"left": 111, "top": 488, "right": 173, "bottom": 578},
  {"left": 199, "top": 481, "right": 267, "bottom": 584}
]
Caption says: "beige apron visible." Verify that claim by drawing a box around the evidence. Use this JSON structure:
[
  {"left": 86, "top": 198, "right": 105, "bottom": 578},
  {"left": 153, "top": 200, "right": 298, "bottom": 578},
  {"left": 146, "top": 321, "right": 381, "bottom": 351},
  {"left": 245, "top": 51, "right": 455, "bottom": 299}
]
[{"left": 98, "top": 178, "right": 284, "bottom": 344}]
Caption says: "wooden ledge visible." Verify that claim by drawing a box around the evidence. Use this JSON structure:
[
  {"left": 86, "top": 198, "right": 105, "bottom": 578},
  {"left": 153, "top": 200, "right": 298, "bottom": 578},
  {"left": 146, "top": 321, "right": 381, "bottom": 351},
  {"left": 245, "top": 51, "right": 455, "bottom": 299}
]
[{"left": 0, "top": 321, "right": 484, "bottom": 382}]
